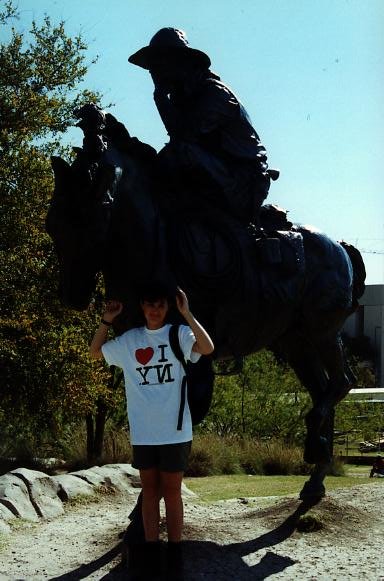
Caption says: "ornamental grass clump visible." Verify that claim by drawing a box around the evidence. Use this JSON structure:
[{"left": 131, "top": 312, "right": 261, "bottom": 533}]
[
  {"left": 101, "top": 428, "right": 132, "bottom": 465},
  {"left": 186, "top": 448, "right": 215, "bottom": 476},
  {"left": 258, "top": 440, "right": 311, "bottom": 475},
  {"left": 238, "top": 438, "right": 310, "bottom": 475},
  {"left": 186, "top": 435, "right": 311, "bottom": 476}
]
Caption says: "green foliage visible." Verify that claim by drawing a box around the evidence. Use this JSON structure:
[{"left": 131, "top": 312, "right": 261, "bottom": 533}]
[
  {"left": 205, "top": 350, "right": 311, "bottom": 443},
  {"left": 335, "top": 398, "right": 383, "bottom": 442},
  {"left": 57, "top": 421, "right": 131, "bottom": 471},
  {"left": 0, "top": 2, "right": 118, "bottom": 449},
  {"left": 334, "top": 337, "right": 381, "bottom": 441}
]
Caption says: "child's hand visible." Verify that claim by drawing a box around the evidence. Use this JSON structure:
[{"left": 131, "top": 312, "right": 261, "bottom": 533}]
[
  {"left": 103, "top": 300, "right": 123, "bottom": 322},
  {"left": 176, "top": 287, "right": 190, "bottom": 317}
]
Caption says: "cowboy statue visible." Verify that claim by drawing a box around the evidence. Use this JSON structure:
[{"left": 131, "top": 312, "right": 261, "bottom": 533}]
[{"left": 129, "top": 27, "right": 277, "bottom": 228}]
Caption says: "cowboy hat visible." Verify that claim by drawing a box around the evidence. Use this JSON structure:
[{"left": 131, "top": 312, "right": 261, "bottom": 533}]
[{"left": 128, "top": 27, "right": 211, "bottom": 70}]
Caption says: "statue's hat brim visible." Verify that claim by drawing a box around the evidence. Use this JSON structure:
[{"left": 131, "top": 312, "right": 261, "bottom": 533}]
[
  {"left": 129, "top": 28, "right": 211, "bottom": 70},
  {"left": 128, "top": 45, "right": 211, "bottom": 70}
]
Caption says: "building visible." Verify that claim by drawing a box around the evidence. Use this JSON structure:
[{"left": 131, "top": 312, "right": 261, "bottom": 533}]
[{"left": 342, "top": 284, "right": 384, "bottom": 387}]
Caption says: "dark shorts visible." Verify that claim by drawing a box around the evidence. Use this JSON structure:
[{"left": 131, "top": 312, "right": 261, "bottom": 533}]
[{"left": 132, "top": 441, "right": 192, "bottom": 472}]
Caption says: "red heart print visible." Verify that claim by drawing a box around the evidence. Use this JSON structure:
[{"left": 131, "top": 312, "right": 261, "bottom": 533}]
[{"left": 135, "top": 347, "right": 154, "bottom": 365}]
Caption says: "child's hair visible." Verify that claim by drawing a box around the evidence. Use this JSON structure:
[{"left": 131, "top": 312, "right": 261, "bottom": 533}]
[{"left": 138, "top": 281, "right": 174, "bottom": 304}]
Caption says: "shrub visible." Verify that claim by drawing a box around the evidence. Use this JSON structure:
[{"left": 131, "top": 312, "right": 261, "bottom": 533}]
[
  {"left": 101, "top": 428, "right": 132, "bottom": 464},
  {"left": 186, "top": 435, "right": 311, "bottom": 477},
  {"left": 58, "top": 421, "right": 132, "bottom": 470},
  {"left": 237, "top": 438, "right": 264, "bottom": 475},
  {"left": 187, "top": 434, "right": 244, "bottom": 476},
  {"left": 186, "top": 448, "right": 214, "bottom": 477},
  {"left": 327, "top": 455, "right": 346, "bottom": 476}
]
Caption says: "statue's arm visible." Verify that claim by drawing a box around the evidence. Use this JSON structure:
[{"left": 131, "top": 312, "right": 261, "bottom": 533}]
[
  {"left": 192, "top": 82, "right": 239, "bottom": 136},
  {"left": 154, "top": 81, "right": 236, "bottom": 142},
  {"left": 153, "top": 87, "right": 178, "bottom": 136}
]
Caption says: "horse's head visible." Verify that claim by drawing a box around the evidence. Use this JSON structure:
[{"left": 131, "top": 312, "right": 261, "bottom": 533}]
[
  {"left": 46, "top": 106, "right": 166, "bottom": 312},
  {"left": 46, "top": 152, "right": 116, "bottom": 309}
]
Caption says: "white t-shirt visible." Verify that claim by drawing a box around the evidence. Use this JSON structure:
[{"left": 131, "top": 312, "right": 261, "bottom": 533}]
[{"left": 101, "top": 324, "right": 201, "bottom": 445}]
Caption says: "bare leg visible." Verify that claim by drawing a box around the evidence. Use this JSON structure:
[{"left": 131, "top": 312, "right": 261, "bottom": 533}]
[
  {"left": 140, "top": 468, "right": 161, "bottom": 542},
  {"left": 160, "top": 471, "right": 184, "bottom": 542}
]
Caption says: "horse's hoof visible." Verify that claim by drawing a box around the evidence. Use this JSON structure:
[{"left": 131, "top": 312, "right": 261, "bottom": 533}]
[{"left": 304, "top": 437, "right": 331, "bottom": 464}]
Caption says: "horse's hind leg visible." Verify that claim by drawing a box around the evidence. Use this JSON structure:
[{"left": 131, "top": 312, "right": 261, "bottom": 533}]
[
  {"left": 283, "top": 333, "right": 354, "bottom": 499},
  {"left": 304, "top": 334, "right": 355, "bottom": 461},
  {"left": 279, "top": 344, "right": 333, "bottom": 499},
  {"left": 283, "top": 339, "right": 331, "bottom": 464},
  {"left": 317, "top": 333, "right": 355, "bottom": 405}
]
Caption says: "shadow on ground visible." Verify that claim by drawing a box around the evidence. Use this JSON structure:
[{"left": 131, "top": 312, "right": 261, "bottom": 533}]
[{"left": 50, "top": 499, "right": 319, "bottom": 580}]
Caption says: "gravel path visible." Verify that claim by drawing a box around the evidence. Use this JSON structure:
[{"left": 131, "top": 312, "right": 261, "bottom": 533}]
[{"left": 0, "top": 481, "right": 383, "bottom": 580}]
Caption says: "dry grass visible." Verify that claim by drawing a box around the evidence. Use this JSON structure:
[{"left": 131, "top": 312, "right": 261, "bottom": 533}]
[{"left": 186, "top": 435, "right": 312, "bottom": 477}]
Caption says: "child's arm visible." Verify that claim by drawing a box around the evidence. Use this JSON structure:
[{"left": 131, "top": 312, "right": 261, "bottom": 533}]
[
  {"left": 89, "top": 300, "right": 123, "bottom": 359},
  {"left": 176, "top": 288, "right": 214, "bottom": 355}
]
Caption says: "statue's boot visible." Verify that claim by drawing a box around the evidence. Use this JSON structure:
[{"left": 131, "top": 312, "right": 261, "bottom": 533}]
[
  {"left": 165, "top": 542, "right": 185, "bottom": 581},
  {"left": 128, "top": 541, "right": 163, "bottom": 581},
  {"left": 121, "top": 493, "right": 145, "bottom": 565},
  {"left": 123, "top": 492, "right": 145, "bottom": 546}
]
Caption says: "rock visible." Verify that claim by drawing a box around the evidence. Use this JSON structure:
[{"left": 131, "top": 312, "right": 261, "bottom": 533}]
[
  {"left": 0, "top": 502, "right": 15, "bottom": 521},
  {"left": 0, "top": 502, "right": 16, "bottom": 534},
  {"left": 182, "top": 482, "right": 197, "bottom": 497},
  {"left": 70, "top": 468, "right": 112, "bottom": 488},
  {"left": 52, "top": 474, "right": 95, "bottom": 501},
  {"left": 33, "top": 457, "right": 66, "bottom": 468},
  {"left": 0, "top": 519, "right": 11, "bottom": 534},
  {"left": 106, "top": 463, "right": 195, "bottom": 496},
  {"left": 107, "top": 464, "right": 141, "bottom": 488},
  {"left": 0, "top": 473, "right": 39, "bottom": 521},
  {"left": 88, "top": 465, "right": 140, "bottom": 493},
  {"left": 0, "top": 462, "right": 193, "bottom": 532},
  {"left": 11, "top": 468, "right": 64, "bottom": 519}
]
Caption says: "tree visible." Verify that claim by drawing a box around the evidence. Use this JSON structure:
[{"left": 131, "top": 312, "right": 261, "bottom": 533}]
[
  {"left": 205, "top": 351, "right": 311, "bottom": 443},
  {"left": 0, "top": 1, "right": 118, "bottom": 461}
]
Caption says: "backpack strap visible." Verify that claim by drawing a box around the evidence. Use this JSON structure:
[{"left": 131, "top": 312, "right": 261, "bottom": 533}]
[{"left": 169, "top": 324, "right": 188, "bottom": 431}]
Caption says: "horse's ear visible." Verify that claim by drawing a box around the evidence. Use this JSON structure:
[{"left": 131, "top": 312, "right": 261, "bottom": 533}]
[{"left": 51, "top": 156, "right": 71, "bottom": 197}]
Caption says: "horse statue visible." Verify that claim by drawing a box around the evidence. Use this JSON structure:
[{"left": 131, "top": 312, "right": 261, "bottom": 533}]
[{"left": 46, "top": 104, "right": 366, "bottom": 503}]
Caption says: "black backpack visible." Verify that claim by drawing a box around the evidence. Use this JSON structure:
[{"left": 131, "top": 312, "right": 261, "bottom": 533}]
[{"left": 169, "top": 324, "right": 214, "bottom": 429}]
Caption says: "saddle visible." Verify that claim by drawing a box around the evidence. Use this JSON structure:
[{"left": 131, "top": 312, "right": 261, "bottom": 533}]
[{"left": 167, "top": 202, "right": 306, "bottom": 305}]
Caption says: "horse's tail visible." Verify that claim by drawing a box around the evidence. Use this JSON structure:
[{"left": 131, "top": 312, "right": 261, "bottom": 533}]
[{"left": 339, "top": 240, "right": 366, "bottom": 307}]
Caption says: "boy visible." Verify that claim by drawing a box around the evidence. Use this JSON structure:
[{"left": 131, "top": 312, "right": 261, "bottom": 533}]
[{"left": 90, "top": 284, "right": 214, "bottom": 579}]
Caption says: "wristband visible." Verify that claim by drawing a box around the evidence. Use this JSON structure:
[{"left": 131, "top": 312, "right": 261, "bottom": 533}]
[{"left": 101, "top": 318, "right": 113, "bottom": 327}]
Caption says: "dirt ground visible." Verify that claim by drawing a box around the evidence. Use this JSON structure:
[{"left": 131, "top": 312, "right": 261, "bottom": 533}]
[{"left": 0, "top": 481, "right": 383, "bottom": 580}]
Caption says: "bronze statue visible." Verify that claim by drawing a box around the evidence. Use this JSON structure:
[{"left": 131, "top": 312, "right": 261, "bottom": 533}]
[
  {"left": 46, "top": 105, "right": 366, "bottom": 507},
  {"left": 129, "top": 28, "right": 275, "bottom": 227}
]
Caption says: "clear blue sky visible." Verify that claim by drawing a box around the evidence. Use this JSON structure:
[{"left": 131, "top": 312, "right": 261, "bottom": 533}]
[{"left": 10, "top": 0, "right": 384, "bottom": 284}]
